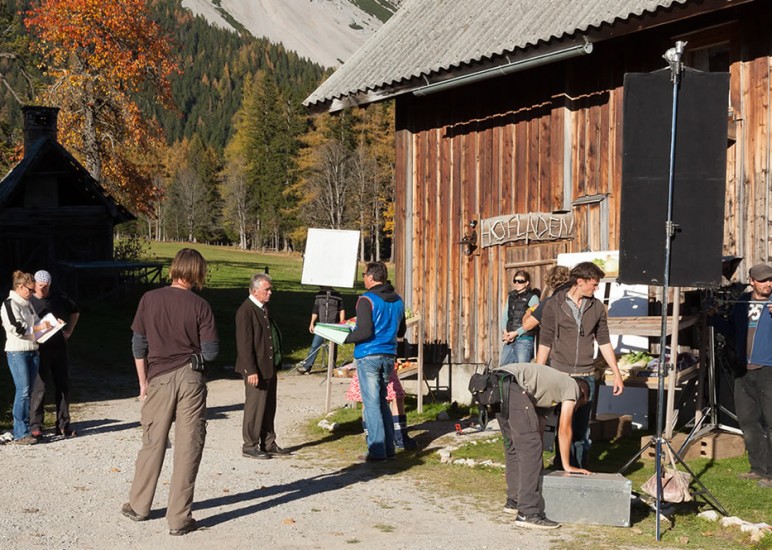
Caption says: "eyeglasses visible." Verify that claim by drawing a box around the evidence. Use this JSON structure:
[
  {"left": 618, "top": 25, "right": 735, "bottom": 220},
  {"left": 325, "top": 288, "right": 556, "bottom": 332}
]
[
  {"left": 513, "top": 279, "right": 528, "bottom": 284},
  {"left": 24, "top": 286, "right": 34, "bottom": 292}
]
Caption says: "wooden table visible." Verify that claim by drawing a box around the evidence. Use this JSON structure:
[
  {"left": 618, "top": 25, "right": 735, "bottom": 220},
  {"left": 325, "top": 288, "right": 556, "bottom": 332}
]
[{"left": 605, "top": 301, "right": 699, "bottom": 437}]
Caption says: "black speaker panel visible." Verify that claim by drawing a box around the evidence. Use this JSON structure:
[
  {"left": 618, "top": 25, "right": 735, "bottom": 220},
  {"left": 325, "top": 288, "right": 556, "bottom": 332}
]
[{"left": 619, "top": 68, "right": 729, "bottom": 287}]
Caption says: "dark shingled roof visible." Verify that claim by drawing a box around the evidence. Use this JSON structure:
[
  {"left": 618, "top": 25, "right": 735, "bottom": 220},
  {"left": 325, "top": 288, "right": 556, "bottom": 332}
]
[{"left": 0, "top": 137, "right": 135, "bottom": 223}]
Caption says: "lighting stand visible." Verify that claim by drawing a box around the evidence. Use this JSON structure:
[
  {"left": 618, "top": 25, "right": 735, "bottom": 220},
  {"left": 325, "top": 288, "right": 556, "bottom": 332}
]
[
  {"left": 678, "top": 325, "right": 742, "bottom": 452},
  {"left": 617, "top": 42, "right": 727, "bottom": 540}
]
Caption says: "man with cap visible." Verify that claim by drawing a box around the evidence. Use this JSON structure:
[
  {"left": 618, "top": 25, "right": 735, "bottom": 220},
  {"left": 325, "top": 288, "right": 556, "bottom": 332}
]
[
  {"left": 727, "top": 263, "right": 772, "bottom": 488},
  {"left": 29, "top": 270, "right": 80, "bottom": 438}
]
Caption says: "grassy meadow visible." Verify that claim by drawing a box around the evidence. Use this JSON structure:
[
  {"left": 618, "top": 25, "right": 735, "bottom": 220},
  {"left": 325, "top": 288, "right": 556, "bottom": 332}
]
[{"left": 1, "top": 241, "right": 365, "bottom": 420}]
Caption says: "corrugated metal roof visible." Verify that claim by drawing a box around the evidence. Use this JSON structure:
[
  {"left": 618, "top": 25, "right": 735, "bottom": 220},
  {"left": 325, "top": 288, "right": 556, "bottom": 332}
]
[{"left": 305, "top": 0, "right": 691, "bottom": 109}]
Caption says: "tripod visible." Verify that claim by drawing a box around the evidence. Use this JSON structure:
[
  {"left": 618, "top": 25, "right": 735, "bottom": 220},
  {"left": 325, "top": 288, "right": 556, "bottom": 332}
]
[
  {"left": 618, "top": 42, "right": 726, "bottom": 540},
  {"left": 678, "top": 326, "right": 742, "bottom": 451}
]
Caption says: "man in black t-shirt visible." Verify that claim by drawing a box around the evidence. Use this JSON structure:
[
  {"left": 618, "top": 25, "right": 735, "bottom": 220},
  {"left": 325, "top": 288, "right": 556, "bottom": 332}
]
[
  {"left": 296, "top": 286, "right": 345, "bottom": 374},
  {"left": 29, "top": 270, "right": 79, "bottom": 438}
]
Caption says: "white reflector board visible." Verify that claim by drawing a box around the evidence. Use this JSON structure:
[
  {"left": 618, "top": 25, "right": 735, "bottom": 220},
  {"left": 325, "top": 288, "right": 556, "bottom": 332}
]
[{"left": 301, "top": 228, "right": 360, "bottom": 288}]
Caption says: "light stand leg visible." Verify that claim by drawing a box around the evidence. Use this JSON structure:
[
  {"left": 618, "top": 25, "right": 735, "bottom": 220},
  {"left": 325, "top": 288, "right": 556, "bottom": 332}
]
[
  {"left": 665, "top": 438, "right": 728, "bottom": 515},
  {"left": 618, "top": 437, "right": 655, "bottom": 474}
]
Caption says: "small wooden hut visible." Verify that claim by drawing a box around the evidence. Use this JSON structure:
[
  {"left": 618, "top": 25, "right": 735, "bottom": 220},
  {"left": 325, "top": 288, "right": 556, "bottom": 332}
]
[{"left": 0, "top": 106, "right": 135, "bottom": 293}]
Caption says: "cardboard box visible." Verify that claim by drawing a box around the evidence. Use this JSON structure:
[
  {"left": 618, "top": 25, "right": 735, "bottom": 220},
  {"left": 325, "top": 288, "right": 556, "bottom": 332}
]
[
  {"left": 640, "top": 431, "right": 745, "bottom": 460},
  {"left": 542, "top": 471, "right": 632, "bottom": 527},
  {"left": 595, "top": 413, "right": 633, "bottom": 441}
]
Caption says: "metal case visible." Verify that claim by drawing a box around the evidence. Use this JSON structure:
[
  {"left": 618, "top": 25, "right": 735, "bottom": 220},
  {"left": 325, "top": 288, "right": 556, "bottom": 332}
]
[{"left": 542, "top": 471, "right": 632, "bottom": 527}]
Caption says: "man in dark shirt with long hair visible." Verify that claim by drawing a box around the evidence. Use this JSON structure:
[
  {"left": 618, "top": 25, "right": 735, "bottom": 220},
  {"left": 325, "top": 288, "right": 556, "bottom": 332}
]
[{"left": 121, "top": 248, "right": 219, "bottom": 536}]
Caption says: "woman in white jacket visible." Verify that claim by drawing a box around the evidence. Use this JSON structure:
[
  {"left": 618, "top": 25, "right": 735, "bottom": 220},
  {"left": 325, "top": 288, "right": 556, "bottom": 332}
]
[{"left": 1, "top": 271, "right": 51, "bottom": 444}]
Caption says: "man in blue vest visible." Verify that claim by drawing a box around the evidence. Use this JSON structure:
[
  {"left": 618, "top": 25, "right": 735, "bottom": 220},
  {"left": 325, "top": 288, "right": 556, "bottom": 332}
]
[{"left": 345, "top": 262, "right": 406, "bottom": 462}]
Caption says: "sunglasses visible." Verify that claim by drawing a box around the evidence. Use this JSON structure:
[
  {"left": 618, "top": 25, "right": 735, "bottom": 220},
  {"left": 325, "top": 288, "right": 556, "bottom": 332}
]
[
  {"left": 513, "top": 279, "right": 528, "bottom": 284},
  {"left": 24, "top": 286, "right": 34, "bottom": 292}
]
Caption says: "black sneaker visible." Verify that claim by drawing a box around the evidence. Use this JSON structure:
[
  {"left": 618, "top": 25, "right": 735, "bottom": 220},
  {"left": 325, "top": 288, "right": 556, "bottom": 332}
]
[
  {"left": 357, "top": 454, "right": 388, "bottom": 463},
  {"left": 503, "top": 499, "right": 518, "bottom": 515},
  {"left": 514, "top": 512, "right": 560, "bottom": 530}
]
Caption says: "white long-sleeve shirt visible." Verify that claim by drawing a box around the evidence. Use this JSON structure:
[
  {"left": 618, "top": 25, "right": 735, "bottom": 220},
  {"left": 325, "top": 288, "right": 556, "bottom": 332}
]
[{"left": 1, "top": 290, "right": 39, "bottom": 352}]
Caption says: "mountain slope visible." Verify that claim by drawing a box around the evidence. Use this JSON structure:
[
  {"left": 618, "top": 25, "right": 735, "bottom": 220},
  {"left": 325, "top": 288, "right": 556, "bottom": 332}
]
[{"left": 181, "top": 0, "right": 395, "bottom": 67}]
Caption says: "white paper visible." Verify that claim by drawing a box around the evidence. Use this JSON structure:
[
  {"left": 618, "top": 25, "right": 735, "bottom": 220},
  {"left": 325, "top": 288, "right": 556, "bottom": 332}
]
[{"left": 34, "top": 313, "right": 65, "bottom": 344}]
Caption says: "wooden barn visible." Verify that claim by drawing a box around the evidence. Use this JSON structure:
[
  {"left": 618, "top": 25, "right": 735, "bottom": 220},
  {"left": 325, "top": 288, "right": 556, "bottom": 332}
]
[
  {"left": 306, "top": 0, "right": 771, "bottom": 399},
  {"left": 0, "top": 106, "right": 135, "bottom": 294}
]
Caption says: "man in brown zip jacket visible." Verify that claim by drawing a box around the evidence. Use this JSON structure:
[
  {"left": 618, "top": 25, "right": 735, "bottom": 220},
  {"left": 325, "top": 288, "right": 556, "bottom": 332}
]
[{"left": 535, "top": 261, "right": 624, "bottom": 468}]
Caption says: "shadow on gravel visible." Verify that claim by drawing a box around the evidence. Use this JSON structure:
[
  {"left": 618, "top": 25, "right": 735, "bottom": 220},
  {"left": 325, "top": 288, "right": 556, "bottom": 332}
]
[
  {"left": 72, "top": 417, "right": 140, "bottom": 436},
  {"left": 184, "top": 451, "right": 436, "bottom": 528}
]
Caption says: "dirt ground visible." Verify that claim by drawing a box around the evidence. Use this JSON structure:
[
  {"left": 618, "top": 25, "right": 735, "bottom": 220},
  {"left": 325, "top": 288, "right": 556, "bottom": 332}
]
[{"left": 0, "top": 372, "right": 571, "bottom": 549}]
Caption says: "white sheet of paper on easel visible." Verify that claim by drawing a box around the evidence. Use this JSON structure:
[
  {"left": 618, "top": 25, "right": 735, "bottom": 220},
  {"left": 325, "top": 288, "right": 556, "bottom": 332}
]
[{"left": 301, "top": 228, "right": 360, "bottom": 288}]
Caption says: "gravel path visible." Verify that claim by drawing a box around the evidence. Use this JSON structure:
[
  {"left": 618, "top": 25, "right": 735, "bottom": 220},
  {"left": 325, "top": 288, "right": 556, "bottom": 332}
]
[{"left": 0, "top": 373, "right": 567, "bottom": 549}]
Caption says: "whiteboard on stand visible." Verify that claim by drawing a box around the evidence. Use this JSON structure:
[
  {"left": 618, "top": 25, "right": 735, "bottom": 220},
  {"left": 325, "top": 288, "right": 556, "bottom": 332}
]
[{"left": 301, "top": 228, "right": 360, "bottom": 288}]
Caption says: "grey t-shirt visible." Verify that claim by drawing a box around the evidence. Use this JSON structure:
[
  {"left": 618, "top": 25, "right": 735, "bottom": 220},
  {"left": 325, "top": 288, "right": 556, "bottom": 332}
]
[{"left": 495, "top": 363, "right": 579, "bottom": 410}]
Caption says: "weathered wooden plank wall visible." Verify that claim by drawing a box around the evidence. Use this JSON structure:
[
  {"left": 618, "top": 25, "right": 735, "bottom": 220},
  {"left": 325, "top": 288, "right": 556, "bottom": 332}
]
[{"left": 394, "top": 3, "right": 772, "bottom": 365}]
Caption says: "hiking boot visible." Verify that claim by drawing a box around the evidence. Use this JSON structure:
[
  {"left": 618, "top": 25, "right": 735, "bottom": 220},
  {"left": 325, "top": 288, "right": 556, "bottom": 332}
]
[
  {"left": 12, "top": 435, "right": 38, "bottom": 445},
  {"left": 121, "top": 503, "right": 148, "bottom": 522},
  {"left": 503, "top": 499, "right": 518, "bottom": 515},
  {"left": 738, "top": 471, "right": 764, "bottom": 481},
  {"left": 513, "top": 512, "right": 560, "bottom": 530},
  {"left": 169, "top": 519, "right": 198, "bottom": 536}
]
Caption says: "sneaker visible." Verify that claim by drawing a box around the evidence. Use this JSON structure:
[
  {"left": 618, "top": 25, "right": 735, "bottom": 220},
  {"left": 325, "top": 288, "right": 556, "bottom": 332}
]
[
  {"left": 12, "top": 435, "right": 38, "bottom": 445},
  {"left": 503, "top": 499, "right": 519, "bottom": 515},
  {"left": 357, "top": 454, "right": 388, "bottom": 463},
  {"left": 295, "top": 364, "right": 310, "bottom": 374},
  {"left": 30, "top": 429, "right": 43, "bottom": 438},
  {"left": 759, "top": 478, "right": 772, "bottom": 489},
  {"left": 738, "top": 471, "right": 764, "bottom": 481},
  {"left": 513, "top": 512, "right": 560, "bottom": 530}
]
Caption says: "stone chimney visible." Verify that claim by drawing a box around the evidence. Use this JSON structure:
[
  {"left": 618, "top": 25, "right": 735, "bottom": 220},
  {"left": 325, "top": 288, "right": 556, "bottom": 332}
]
[{"left": 22, "top": 105, "right": 59, "bottom": 155}]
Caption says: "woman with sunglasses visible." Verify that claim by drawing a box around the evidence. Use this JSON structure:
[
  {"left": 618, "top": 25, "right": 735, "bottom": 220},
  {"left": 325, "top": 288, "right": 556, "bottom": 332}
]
[
  {"left": 1, "top": 270, "right": 52, "bottom": 444},
  {"left": 500, "top": 270, "right": 540, "bottom": 365}
]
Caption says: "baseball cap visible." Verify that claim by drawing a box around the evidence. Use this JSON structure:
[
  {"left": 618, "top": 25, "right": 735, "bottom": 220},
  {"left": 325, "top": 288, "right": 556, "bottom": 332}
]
[
  {"left": 748, "top": 264, "right": 772, "bottom": 281},
  {"left": 34, "top": 270, "right": 52, "bottom": 284}
]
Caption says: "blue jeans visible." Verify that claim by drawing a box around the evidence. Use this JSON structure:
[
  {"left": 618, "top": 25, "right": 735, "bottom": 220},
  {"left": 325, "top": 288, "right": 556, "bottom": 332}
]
[
  {"left": 6, "top": 351, "right": 40, "bottom": 440},
  {"left": 570, "top": 375, "right": 596, "bottom": 468},
  {"left": 356, "top": 355, "right": 396, "bottom": 459},
  {"left": 500, "top": 336, "right": 535, "bottom": 366},
  {"left": 304, "top": 333, "right": 336, "bottom": 369}
]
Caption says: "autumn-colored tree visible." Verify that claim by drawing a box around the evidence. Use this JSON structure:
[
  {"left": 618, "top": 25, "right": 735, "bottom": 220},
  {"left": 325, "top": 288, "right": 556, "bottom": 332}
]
[{"left": 24, "top": 0, "right": 179, "bottom": 213}]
